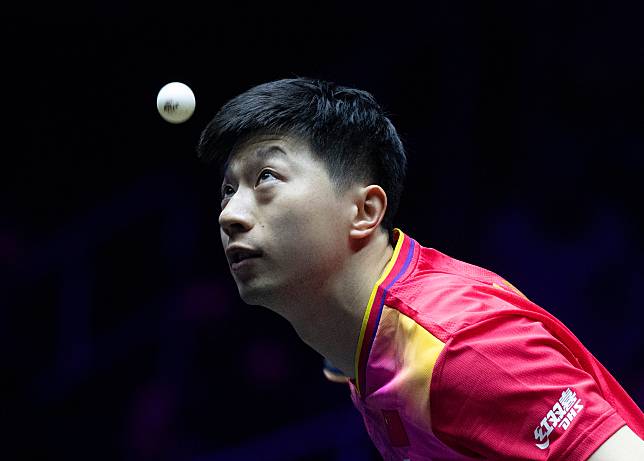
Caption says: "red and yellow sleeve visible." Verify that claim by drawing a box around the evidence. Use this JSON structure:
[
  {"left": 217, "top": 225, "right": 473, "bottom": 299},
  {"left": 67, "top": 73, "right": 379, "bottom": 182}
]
[{"left": 429, "top": 315, "right": 628, "bottom": 461}]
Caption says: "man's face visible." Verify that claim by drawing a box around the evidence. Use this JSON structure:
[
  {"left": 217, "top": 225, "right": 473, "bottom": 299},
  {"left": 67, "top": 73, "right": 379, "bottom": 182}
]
[{"left": 219, "top": 136, "right": 353, "bottom": 309}]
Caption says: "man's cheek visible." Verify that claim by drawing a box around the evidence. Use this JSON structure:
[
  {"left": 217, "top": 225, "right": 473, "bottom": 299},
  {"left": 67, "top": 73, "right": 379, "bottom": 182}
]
[{"left": 276, "top": 205, "right": 310, "bottom": 236}]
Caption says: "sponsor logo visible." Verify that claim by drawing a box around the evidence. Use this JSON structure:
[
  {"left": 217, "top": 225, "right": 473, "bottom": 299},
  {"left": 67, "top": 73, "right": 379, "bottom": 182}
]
[{"left": 534, "top": 388, "right": 584, "bottom": 449}]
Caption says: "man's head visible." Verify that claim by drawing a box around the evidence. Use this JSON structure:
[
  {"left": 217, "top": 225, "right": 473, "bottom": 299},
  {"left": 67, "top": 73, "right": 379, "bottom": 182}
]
[
  {"left": 197, "top": 78, "right": 407, "bottom": 308},
  {"left": 198, "top": 78, "right": 406, "bottom": 232}
]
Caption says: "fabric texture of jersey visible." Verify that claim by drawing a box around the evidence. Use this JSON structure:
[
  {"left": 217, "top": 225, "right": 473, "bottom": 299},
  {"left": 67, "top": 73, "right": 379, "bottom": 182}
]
[{"left": 347, "top": 229, "right": 644, "bottom": 461}]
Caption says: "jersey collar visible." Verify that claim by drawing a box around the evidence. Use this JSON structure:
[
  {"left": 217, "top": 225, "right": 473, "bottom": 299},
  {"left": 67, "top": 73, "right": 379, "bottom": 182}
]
[{"left": 352, "top": 228, "right": 417, "bottom": 398}]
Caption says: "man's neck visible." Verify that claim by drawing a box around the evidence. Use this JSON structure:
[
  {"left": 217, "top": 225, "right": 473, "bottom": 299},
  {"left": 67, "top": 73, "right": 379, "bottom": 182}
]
[{"left": 284, "top": 232, "right": 394, "bottom": 379}]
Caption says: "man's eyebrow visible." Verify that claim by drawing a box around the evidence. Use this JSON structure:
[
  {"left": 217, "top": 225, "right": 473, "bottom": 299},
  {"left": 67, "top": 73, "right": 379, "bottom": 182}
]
[
  {"left": 254, "top": 145, "right": 288, "bottom": 160},
  {"left": 223, "top": 145, "right": 288, "bottom": 177}
]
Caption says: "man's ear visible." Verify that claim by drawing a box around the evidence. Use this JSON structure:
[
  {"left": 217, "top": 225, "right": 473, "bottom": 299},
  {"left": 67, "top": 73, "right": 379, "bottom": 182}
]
[{"left": 349, "top": 185, "right": 388, "bottom": 240}]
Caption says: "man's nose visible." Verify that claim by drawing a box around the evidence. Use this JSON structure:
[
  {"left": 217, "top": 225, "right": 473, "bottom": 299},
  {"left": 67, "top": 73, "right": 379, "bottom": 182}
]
[{"left": 219, "top": 189, "right": 254, "bottom": 237}]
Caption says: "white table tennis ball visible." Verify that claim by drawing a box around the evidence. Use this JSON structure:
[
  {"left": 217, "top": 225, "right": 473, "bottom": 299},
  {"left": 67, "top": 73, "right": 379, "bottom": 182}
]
[{"left": 156, "top": 82, "right": 195, "bottom": 123}]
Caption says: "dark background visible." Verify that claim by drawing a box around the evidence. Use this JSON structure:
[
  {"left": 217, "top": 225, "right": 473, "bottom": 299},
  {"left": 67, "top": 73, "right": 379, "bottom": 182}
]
[{"left": 4, "top": 1, "right": 644, "bottom": 460}]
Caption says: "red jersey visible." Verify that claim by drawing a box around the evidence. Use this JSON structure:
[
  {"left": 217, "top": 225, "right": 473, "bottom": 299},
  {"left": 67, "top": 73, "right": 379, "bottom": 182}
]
[{"left": 346, "top": 229, "right": 644, "bottom": 460}]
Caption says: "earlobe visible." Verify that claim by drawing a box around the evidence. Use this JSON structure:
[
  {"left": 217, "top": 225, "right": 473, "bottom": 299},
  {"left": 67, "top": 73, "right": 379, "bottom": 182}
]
[{"left": 349, "top": 185, "right": 388, "bottom": 240}]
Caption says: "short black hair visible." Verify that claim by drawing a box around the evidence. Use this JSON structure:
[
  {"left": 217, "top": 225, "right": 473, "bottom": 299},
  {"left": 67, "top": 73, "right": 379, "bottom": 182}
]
[{"left": 197, "top": 78, "right": 407, "bottom": 235}]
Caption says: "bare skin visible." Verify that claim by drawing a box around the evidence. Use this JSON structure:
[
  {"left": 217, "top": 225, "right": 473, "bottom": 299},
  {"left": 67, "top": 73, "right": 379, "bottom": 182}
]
[
  {"left": 587, "top": 426, "right": 644, "bottom": 461},
  {"left": 219, "top": 135, "right": 391, "bottom": 377}
]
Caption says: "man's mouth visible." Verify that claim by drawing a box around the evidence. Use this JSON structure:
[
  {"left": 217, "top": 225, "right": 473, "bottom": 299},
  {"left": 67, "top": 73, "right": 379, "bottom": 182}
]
[{"left": 226, "top": 246, "right": 263, "bottom": 269}]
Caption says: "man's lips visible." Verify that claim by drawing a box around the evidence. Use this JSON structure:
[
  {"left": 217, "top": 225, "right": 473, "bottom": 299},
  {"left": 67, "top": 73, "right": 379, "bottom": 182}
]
[{"left": 225, "top": 245, "right": 263, "bottom": 268}]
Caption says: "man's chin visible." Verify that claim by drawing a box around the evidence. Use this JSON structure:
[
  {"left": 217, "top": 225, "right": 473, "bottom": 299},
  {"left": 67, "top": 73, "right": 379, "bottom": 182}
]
[
  {"left": 236, "top": 282, "right": 271, "bottom": 307},
  {"left": 237, "top": 281, "right": 293, "bottom": 314}
]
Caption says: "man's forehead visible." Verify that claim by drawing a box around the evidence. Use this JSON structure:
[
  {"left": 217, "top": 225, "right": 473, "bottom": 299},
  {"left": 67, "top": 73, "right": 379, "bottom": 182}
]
[{"left": 223, "top": 136, "right": 304, "bottom": 176}]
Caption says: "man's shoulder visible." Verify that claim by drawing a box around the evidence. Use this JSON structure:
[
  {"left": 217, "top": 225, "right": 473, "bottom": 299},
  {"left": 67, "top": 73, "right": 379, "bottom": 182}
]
[{"left": 387, "top": 241, "right": 534, "bottom": 339}]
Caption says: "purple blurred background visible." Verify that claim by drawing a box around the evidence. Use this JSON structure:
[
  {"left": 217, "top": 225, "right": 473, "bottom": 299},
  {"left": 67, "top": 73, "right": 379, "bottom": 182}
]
[{"left": 4, "top": 1, "right": 644, "bottom": 460}]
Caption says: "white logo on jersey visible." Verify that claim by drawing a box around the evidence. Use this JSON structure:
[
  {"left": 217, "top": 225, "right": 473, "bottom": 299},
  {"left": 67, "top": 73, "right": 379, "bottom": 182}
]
[{"left": 534, "top": 388, "right": 584, "bottom": 449}]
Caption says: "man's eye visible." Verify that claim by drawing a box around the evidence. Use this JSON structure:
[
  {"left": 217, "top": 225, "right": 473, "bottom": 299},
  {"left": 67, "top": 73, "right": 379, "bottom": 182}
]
[
  {"left": 256, "top": 169, "right": 277, "bottom": 185},
  {"left": 221, "top": 185, "right": 235, "bottom": 198}
]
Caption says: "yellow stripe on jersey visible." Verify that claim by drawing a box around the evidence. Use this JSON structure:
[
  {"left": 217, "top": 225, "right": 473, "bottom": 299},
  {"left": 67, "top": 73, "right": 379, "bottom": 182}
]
[
  {"left": 501, "top": 278, "right": 529, "bottom": 300},
  {"left": 395, "top": 310, "right": 446, "bottom": 432},
  {"left": 354, "top": 230, "right": 406, "bottom": 391},
  {"left": 493, "top": 279, "right": 529, "bottom": 300},
  {"left": 367, "top": 306, "right": 446, "bottom": 432}
]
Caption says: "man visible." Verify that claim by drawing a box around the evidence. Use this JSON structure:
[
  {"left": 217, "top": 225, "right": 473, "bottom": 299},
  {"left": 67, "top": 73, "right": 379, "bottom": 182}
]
[{"left": 197, "top": 78, "right": 644, "bottom": 460}]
